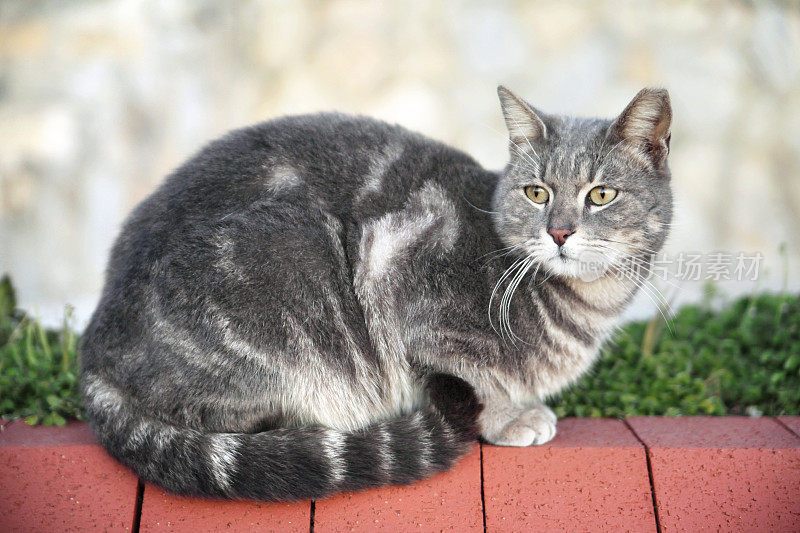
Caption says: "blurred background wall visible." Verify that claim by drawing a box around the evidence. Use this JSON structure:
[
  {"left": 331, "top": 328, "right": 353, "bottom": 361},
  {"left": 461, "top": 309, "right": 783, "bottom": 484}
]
[{"left": 1, "top": 0, "right": 799, "bottom": 328}]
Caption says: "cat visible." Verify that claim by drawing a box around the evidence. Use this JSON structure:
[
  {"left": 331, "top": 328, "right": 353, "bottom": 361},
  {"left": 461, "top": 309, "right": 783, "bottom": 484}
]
[{"left": 80, "top": 86, "right": 673, "bottom": 501}]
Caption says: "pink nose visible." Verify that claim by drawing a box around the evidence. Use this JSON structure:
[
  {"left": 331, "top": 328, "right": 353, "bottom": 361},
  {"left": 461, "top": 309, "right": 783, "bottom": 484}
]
[{"left": 548, "top": 228, "right": 573, "bottom": 246}]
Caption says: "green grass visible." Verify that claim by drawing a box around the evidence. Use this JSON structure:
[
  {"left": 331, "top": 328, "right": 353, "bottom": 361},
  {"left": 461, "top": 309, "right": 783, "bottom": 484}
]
[{"left": 1, "top": 275, "right": 799, "bottom": 425}]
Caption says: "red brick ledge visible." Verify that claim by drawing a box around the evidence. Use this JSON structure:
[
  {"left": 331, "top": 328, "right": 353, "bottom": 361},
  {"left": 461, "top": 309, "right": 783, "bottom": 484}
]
[
  {"left": 2, "top": 417, "right": 799, "bottom": 532},
  {"left": 0, "top": 420, "right": 139, "bottom": 532}
]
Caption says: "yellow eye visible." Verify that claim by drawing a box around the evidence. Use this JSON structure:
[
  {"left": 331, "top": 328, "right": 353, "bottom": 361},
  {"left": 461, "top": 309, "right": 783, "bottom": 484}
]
[
  {"left": 524, "top": 185, "right": 549, "bottom": 204},
  {"left": 589, "top": 186, "right": 617, "bottom": 206}
]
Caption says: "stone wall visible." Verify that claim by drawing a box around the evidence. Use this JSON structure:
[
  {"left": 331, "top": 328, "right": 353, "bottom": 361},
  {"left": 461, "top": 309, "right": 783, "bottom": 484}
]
[{"left": 1, "top": 0, "right": 799, "bottom": 326}]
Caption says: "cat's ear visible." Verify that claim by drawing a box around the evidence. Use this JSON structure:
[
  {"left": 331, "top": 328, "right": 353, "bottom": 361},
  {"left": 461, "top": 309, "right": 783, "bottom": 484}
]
[
  {"left": 607, "top": 88, "right": 672, "bottom": 166},
  {"left": 497, "top": 85, "right": 547, "bottom": 153}
]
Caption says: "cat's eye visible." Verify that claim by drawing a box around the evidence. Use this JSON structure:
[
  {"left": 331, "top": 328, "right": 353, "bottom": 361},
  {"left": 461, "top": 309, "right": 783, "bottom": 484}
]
[
  {"left": 588, "top": 186, "right": 617, "bottom": 206},
  {"left": 524, "top": 185, "right": 549, "bottom": 204}
]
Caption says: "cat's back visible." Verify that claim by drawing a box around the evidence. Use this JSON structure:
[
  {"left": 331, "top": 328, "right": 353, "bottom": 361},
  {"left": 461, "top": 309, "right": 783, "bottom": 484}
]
[
  {"left": 128, "top": 112, "right": 480, "bottom": 231},
  {"left": 102, "top": 113, "right": 484, "bottom": 284}
]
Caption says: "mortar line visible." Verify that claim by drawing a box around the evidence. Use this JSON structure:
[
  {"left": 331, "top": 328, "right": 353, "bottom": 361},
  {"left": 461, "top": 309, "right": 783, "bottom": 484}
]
[
  {"left": 309, "top": 500, "right": 316, "bottom": 533},
  {"left": 773, "top": 417, "right": 800, "bottom": 440},
  {"left": 131, "top": 479, "right": 145, "bottom": 533},
  {"left": 623, "top": 419, "right": 662, "bottom": 533},
  {"left": 479, "top": 442, "right": 487, "bottom": 533}
]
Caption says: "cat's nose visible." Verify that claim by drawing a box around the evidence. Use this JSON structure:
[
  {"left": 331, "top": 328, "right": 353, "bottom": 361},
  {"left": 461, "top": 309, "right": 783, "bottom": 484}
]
[{"left": 547, "top": 228, "right": 573, "bottom": 246}]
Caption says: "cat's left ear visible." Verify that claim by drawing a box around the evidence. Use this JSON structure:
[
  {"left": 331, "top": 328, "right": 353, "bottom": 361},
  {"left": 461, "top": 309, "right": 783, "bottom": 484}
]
[
  {"left": 607, "top": 88, "right": 672, "bottom": 167},
  {"left": 497, "top": 85, "right": 547, "bottom": 154}
]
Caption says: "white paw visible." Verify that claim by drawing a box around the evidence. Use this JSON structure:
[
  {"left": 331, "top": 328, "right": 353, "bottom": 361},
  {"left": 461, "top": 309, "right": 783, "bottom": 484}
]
[{"left": 489, "top": 405, "right": 557, "bottom": 447}]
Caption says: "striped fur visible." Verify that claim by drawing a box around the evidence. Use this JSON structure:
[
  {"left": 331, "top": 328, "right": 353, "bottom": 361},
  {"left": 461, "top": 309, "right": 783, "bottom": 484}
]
[
  {"left": 81, "top": 88, "right": 672, "bottom": 500},
  {"left": 82, "top": 373, "right": 480, "bottom": 500}
]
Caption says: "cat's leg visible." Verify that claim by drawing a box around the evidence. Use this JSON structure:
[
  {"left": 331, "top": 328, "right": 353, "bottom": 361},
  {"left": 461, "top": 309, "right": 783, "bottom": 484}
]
[
  {"left": 409, "top": 361, "right": 558, "bottom": 447},
  {"left": 479, "top": 398, "right": 557, "bottom": 446},
  {"left": 458, "top": 370, "right": 558, "bottom": 447}
]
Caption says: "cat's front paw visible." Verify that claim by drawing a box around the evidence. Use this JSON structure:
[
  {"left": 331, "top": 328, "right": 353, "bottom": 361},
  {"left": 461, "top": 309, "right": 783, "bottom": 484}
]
[{"left": 487, "top": 404, "right": 557, "bottom": 447}]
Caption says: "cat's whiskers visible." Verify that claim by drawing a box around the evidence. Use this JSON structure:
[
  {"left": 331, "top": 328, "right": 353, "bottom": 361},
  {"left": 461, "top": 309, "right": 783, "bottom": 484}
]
[
  {"left": 537, "top": 256, "right": 561, "bottom": 284},
  {"left": 488, "top": 255, "right": 530, "bottom": 335},
  {"left": 497, "top": 258, "right": 531, "bottom": 341},
  {"left": 593, "top": 242, "right": 684, "bottom": 298},
  {"left": 529, "top": 261, "right": 543, "bottom": 285},
  {"left": 479, "top": 243, "right": 532, "bottom": 268},
  {"left": 483, "top": 248, "right": 524, "bottom": 268},
  {"left": 509, "top": 146, "right": 540, "bottom": 172},
  {"left": 461, "top": 194, "right": 499, "bottom": 215},
  {"left": 588, "top": 242, "right": 682, "bottom": 293},
  {"left": 593, "top": 241, "right": 677, "bottom": 284},
  {"left": 507, "top": 115, "right": 541, "bottom": 164},
  {"left": 608, "top": 263, "right": 675, "bottom": 334},
  {"left": 477, "top": 243, "right": 520, "bottom": 262},
  {"left": 500, "top": 257, "right": 534, "bottom": 345},
  {"left": 597, "top": 139, "right": 627, "bottom": 169},
  {"left": 474, "top": 120, "right": 541, "bottom": 170},
  {"left": 633, "top": 278, "right": 675, "bottom": 335},
  {"left": 487, "top": 243, "right": 551, "bottom": 345},
  {"left": 649, "top": 221, "right": 686, "bottom": 227},
  {"left": 497, "top": 265, "right": 520, "bottom": 341},
  {"left": 600, "top": 238, "right": 662, "bottom": 257}
]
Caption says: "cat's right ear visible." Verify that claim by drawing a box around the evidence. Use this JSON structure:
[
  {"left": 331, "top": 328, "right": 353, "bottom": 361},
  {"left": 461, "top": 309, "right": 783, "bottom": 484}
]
[{"left": 497, "top": 86, "right": 547, "bottom": 155}]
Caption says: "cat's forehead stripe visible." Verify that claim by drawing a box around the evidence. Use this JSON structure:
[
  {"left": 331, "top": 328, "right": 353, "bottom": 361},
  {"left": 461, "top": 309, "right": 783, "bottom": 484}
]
[{"left": 541, "top": 148, "right": 597, "bottom": 186}]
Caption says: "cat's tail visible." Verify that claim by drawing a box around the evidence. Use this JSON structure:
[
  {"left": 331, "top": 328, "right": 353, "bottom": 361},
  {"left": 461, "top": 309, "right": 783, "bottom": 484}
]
[{"left": 81, "top": 372, "right": 482, "bottom": 501}]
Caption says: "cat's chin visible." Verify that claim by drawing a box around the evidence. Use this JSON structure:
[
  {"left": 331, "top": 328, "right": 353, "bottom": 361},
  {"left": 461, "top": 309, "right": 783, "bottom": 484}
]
[{"left": 541, "top": 250, "right": 612, "bottom": 282}]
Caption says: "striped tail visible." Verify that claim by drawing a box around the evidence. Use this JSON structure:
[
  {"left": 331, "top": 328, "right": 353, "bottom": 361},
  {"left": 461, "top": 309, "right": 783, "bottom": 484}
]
[{"left": 81, "top": 373, "right": 482, "bottom": 501}]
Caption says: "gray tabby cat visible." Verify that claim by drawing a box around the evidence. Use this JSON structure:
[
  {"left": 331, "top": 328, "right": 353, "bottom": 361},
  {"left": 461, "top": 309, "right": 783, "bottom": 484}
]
[{"left": 80, "top": 86, "right": 672, "bottom": 501}]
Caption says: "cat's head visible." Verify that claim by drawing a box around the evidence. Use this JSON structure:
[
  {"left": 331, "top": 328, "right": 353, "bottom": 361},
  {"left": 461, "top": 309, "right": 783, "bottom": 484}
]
[{"left": 491, "top": 86, "right": 673, "bottom": 280}]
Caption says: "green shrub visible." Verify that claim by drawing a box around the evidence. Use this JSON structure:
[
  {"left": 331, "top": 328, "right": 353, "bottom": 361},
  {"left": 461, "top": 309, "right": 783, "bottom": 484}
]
[
  {"left": 1, "top": 275, "right": 798, "bottom": 425},
  {"left": 553, "top": 291, "right": 800, "bottom": 417},
  {"left": 0, "top": 276, "right": 82, "bottom": 425}
]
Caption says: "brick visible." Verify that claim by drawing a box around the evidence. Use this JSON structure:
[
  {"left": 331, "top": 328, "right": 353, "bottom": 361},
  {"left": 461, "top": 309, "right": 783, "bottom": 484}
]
[
  {"left": 482, "top": 418, "right": 655, "bottom": 532},
  {"left": 139, "top": 483, "right": 311, "bottom": 532},
  {"left": 627, "top": 416, "right": 800, "bottom": 448},
  {"left": 314, "top": 444, "right": 483, "bottom": 532},
  {"left": 0, "top": 420, "right": 139, "bottom": 532},
  {"left": 627, "top": 416, "right": 800, "bottom": 532},
  {"left": 0, "top": 418, "right": 96, "bottom": 446}
]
